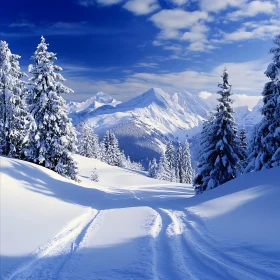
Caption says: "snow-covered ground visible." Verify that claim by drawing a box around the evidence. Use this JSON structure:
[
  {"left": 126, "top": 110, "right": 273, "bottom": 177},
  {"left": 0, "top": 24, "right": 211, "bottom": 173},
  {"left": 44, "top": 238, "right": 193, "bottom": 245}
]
[{"left": 1, "top": 155, "right": 279, "bottom": 279}]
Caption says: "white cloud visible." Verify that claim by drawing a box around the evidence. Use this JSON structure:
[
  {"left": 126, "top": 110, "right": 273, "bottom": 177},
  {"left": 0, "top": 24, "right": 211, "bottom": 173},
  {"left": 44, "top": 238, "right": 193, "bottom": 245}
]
[
  {"left": 64, "top": 59, "right": 269, "bottom": 102},
  {"left": 77, "top": 0, "right": 123, "bottom": 6},
  {"left": 181, "top": 23, "right": 208, "bottom": 42},
  {"left": 150, "top": 9, "right": 209, "bottom": 30},
  {"left": 199, "top": 0, "right": 246, "bottom": 12},
  {"left": 149, "top": 9, "right": 213, "bottom": 52},
  {"left": 168, "top": 0, "right": 188, "bottom": 5},
  {"left": 221, "top": 20, "right": 280, "bottom": 42},
  {"left": 199, "top": 91, "right": 261, "bottom": 109},
  {"left": 134, "top": 62, "right": 159, "bottom": 68},
  {"left": 228, "top": 0, "right": 275, "bottom": 20},
  {"left": 123, "top": 0, "right": 160, "bottom": 15}
]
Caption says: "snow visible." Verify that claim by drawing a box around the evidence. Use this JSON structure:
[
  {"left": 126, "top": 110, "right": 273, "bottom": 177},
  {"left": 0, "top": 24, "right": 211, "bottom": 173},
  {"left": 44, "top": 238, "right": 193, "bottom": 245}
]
[{"left": 1, "top": 154, "right": 279, "bottom": 279}]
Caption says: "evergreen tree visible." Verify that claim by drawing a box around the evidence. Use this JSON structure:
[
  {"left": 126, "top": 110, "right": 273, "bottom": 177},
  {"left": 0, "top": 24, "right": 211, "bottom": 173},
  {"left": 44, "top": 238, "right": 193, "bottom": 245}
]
[
  {"left": 246, "top": 34, "right": 280, "bottom": 171},
  {"left": 194, "top": 69, "right": 242, "bottom": 192},
  {"left": 181, "top": 139, "right": 194, "bottom": 184},
  {"left": 78, "top": 125, "right": 100, "bottom": 158},
  {"left": 24, "top": 36, "right": 78, "bottom": 180},
  {"left": 108, "top": 131, "right": 122, "bottom": 167},
  {"left": 156, "top": 153, "right": 170, "bottom": 181},
  {"left": 90, "top": 168, "right": 99, "bottom": 182},
  {"left": 246, "top": 125, "right": 263, "bottom": 172},
  {"left": 175, "top": 142, "right": 183, "bottom": 183},
  {"left": 165, "top": 141, "right": 175, "bottom": 169},
  {"left": 0, "top": 40, "right": 28, "bottom": 157},
  {"left": 165, "top": 140, "right": 176, "bottom": 182},
  {"left": 100, "top": 130, "right": 123, "bottom": 167},
  {"left": 148, "top": 158, "right": 158, "bottom": 178},
  {"left": 193, "top": 116, "right": 215, "bottom": 193},
  {"left": 239, "top": 127, "right": 248, "bottom": 168}
]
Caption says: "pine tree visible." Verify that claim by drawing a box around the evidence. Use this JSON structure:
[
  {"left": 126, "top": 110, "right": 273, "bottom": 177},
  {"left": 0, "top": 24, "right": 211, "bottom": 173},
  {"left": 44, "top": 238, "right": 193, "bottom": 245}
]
[
  {"left": 239, "top": 127, "right": 248, "bottom": 168},
  {"left": 90, "top": 168, "right": 99, "bottom": 182},
  {"left": 193, "top": 116, "right": 215, "bottom": 193},
  {"left": 100, "top": 130, "right": 110, "bottom": 163},
  {"left": 156, "top": 153, "right": 171, "bottom": 181},
  {"left": 108, "top": 131, "right": 123, "bottom": 167},
  {"left": 194, "top": 69, "right": 242, "bottom": 192},
  {"left": 0, "top": 40, "right": 28, "bottom": 158},
  {"left": 148, "top": 158, "right": 158, "bottom": 178},
  {"left": 175, "top": 142, "right": 183, "bottom": 183},
  {"left": 165, "top": 140, "right": 176, "bottom": 182},
  {"left": 24, "top": 36, "right": 78, "bottom": 180},
  {"left": 246, "top": 34, "right": 280, "bottom": 171},
  {"left": 246, "top": 125, "right": 262, "bottom": 172},
  {"left": 78, "top": 125, "right": 100, "bottom": 158},
  {"left": 181, "top": 139, "right": 194, "bottom": 184},
  {"left": 165, "top": 141, "right": 175, "bottom": 169},
  {"left": 100, "top": 130, "right": 123, "bottom": 167}
]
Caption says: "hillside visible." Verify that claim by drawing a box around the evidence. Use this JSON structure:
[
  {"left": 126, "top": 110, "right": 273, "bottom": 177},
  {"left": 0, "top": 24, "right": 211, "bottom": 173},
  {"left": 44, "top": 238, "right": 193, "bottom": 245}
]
[{"left": 1, "top": 155, "right": 279, "bottom": 279}]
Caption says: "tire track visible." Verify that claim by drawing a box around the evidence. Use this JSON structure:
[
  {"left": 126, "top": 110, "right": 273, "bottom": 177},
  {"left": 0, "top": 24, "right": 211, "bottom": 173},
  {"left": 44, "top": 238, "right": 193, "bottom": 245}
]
[
  {"left": 156, "top": 208, "right": 199, "bottom": 280},
  {"left": 7, "top": 209, "right": 99, "bottom": 280},
  {"left": 176, "top": 209, "right": 277, "bottom": 280}
]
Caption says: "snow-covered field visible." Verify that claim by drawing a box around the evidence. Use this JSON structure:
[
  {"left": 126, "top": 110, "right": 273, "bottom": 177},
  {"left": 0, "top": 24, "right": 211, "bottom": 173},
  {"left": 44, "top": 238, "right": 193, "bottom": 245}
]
[{"left": 1, "top": 155, "right": 279, "bottom": 279}]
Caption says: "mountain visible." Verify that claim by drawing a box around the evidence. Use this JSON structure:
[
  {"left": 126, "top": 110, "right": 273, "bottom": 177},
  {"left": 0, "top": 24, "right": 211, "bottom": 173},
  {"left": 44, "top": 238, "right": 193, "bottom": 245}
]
[
  {"left": 69, "top": 88, "right": 212, "bottom": 166},
  {"left": 68, "top": 88, "right": 263, "bottom": 167},
  {"left": 1, "top": 155, "right": 279, "bottom": 279},
  {"left": 68, "top": 91, "right": 121, "bottom": 117}
]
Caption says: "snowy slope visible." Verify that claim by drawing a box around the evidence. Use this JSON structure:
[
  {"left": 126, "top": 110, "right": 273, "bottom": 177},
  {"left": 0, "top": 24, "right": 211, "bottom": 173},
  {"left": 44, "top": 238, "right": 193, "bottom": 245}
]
[
  {"left": 70, "top": 88, "right": 212, "bottom": 165},
  {"left": 1, "top": 155, "right": 279, "bottom": 279}
]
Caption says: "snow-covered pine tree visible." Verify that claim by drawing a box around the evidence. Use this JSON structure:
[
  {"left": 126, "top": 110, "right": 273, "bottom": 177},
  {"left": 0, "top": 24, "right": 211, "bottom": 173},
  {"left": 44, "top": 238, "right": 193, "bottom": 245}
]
[
  {"left": 239, "top": 127, "right": 248, "bottom": 168},
  {"left": 100, "top": 130, "right": 110, "bottom": 163},
  {"left": 0, "top": 40, "right": 28, "bottom": 158},
  {"left": 194, "top": 69, "right": 242, "bottom": 192},
  {"left": 206, "top": 69, "right": 242, "bottom": 189},
  {"left": 193, "top": 116, "right": 215, "bottom": 193},
  {"left": 156, "top": 153, "right": 171, "bottom": 181},
  {"left": 100, "top": 130, "right": 123, "bottom": 167},
  {"left": 108, "top": 130, "right": 123, "bottom": 167},
  {"left": 247, "top": 34, "right": 280, "bottom": 171},
  {"left": 181, "top": 139, "right": 194, "bottom": 184},
  {"left": 175, "top": 142, "right": 183, "bottom": 183},
  {"left": 90, "top": 167, "right": 99, "bottom": 182},
  {"left": 148, "top": 158, "right": 158, "bottom": 178},
  {"left": 245, "top": 124, "right": 263, "bottom": 172},
  {"left": 165, "top": 140, "right": 176, "bottom": 182},
  {"left": 78, "top": 125, "right": 100, "bottom": 158},
  {"left": 24, "top": 36, "right": 78, "bottom": 180}
]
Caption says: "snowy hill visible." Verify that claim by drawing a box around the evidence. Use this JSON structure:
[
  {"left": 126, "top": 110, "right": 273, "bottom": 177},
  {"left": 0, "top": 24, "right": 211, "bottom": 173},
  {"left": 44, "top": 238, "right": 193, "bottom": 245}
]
[
  {"left": 1, "top": 155, "right": 279, "bottom": 279},
  {"left": 70, "top": 88, "right": 212, "bottom": 165}
]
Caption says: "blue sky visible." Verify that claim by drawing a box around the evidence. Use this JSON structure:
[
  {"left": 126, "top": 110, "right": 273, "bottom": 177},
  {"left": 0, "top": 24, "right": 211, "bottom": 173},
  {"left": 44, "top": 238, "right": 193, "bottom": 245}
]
[{"left": 1, "top": 0, "right": 280, "bottom": 102}]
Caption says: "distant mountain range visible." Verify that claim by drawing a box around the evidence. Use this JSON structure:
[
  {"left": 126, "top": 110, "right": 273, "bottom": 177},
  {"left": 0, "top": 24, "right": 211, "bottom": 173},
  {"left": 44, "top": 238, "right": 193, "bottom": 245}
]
[{"left": 68, "top": 88, "right": 263, "bottom": 167}]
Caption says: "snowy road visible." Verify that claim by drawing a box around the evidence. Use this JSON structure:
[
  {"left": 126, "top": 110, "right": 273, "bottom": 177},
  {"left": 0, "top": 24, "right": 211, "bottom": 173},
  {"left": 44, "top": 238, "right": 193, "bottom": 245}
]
[{"left": 1, "top": 155, "right": 280, "bottom": 279}]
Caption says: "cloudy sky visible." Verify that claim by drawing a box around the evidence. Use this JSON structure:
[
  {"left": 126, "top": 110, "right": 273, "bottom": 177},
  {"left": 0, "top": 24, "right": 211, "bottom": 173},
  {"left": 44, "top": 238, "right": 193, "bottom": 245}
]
[{"left": 2, "top": 0, "right": 280, "bottom": 102}]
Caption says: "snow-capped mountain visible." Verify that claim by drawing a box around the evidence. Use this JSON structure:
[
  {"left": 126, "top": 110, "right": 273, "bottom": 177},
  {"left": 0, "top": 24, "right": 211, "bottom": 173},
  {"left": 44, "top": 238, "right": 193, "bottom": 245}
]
[
  {"left": 69, "top": 88, "right": 212, "bottom": 166},
  {"left": 68, "top": 92, "right": 121, "bottom": 115}
]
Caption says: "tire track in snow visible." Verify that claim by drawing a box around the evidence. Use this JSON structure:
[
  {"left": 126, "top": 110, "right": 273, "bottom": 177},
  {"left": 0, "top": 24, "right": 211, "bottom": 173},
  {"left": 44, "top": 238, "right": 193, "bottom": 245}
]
[
  {"left": 180, "top": 209, "right": 279, "bottom": 280},
  {"left": 7, "top": 209, "right": 99, "bottom": 280},
  {"left": 155, "top": 208, "right": 198, "bottom": 280}
]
